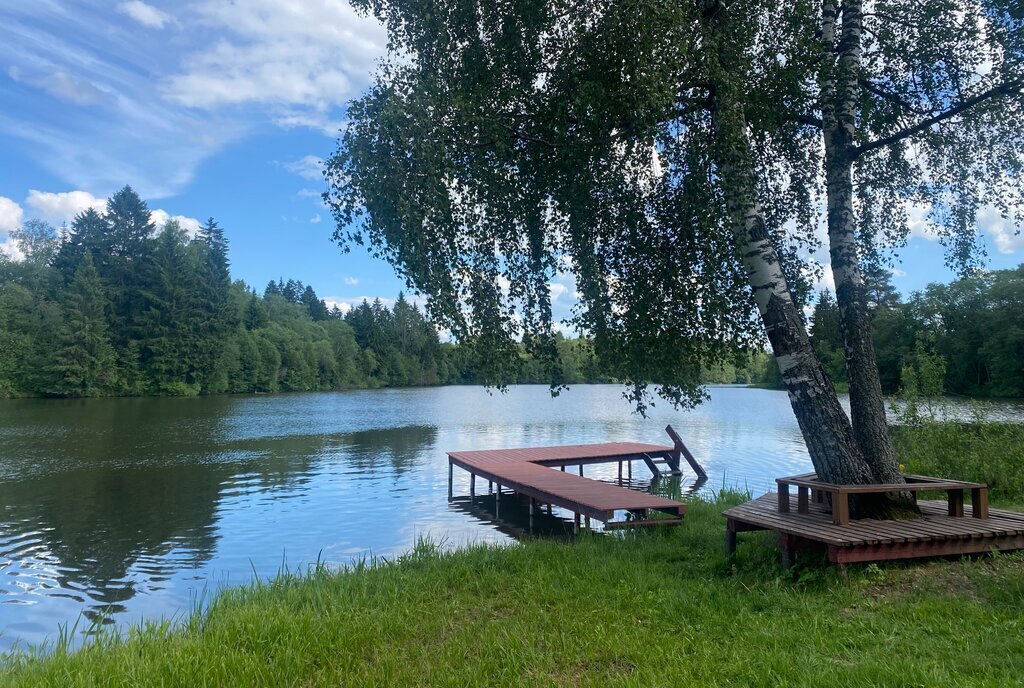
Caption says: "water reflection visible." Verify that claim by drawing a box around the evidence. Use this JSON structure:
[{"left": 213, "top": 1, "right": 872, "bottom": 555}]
[
  {"left": 1, "top": 385, "right": 1020, "bottom": 652},
  {"left": 446, "top": 473, "right": 707, "bottom": 540}
]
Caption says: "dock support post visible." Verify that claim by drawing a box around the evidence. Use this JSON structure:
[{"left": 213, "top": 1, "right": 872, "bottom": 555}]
[
  {"left": 529, "top": 498, "right": 535, "bottom": 530},
  {"left": 628, "top": 461, "right": 632, "bottom": 480},
  {"left": 573, "top": 512, "right": 580, "bottom": 535},
  {"left": 561, "top": 466, "right": 566, "bottom": 472},
  {"left": 779, "top": 533, "right": 794, "bottom": 570},
  {"left": 447, "top": 462, "right": 453, "bottom": 501},
  {"left": 495, "top": 484, "right": 500, "bottom": 518},
  {"left": 618, "top": 461, "right": 623, "bottom": 482},
  {"left": 470, "top": 474, "right": 476, "bottom": 502},
  {"left": 488, "top": 480, "right": 493, "bottom": 494},
  {"left": 725, "top": 526, "right": 737, "bottom": 557},
  {"left": 579, "top": 465, "right": 584, "bottom": 477}
]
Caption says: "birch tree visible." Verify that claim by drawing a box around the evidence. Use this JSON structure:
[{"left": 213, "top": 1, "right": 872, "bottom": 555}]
[
  {"left": 807, "top": 0, "right": 1024, "bottom": 478},
  {"left": 326, "top": 0, "right": 1022, "bottom": 505}
]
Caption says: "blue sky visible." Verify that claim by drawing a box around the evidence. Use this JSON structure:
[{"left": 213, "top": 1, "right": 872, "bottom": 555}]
[{"left": 0, "top": 1, "right": 1021, "bottom": 318}]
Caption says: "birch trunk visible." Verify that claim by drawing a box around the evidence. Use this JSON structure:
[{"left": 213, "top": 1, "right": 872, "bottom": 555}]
[
  {"left": 704, "top": 0, "right": 877, "bottom": 488},
  {"left": 820, "top": 0, "right": 905, "bottom": 486}
]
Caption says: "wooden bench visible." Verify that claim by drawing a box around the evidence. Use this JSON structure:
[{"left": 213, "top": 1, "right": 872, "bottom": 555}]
[{"left": 776, "top": 472, "right": 989, "bottom": 525}]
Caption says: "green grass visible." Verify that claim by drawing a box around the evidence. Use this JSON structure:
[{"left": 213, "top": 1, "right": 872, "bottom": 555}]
[
  {"left": 894, "top": 421, "right": 1024, "bottom": 503},
  {"left": 5, "top": 491, "right": 1024, "bottom": 687}
]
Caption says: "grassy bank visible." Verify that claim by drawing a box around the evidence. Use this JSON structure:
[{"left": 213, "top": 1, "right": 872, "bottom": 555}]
[
  {"left": 5, "top": 487, "right": 1024, "bottom": 687},
  {"left": 894, "top": 421, "right": 1024, "bottom": 504}
]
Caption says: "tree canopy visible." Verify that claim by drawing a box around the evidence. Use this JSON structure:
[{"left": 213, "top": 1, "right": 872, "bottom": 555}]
[{"left": 328, "top": 0, "right": 1023, "bottom": 411}]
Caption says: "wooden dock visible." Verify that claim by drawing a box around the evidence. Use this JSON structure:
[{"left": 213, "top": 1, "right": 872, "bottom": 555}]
[
  {"left": 448, "top": 427, "right": 703, "bottom": 531},
  {"left": 725, "top": 493, "right": 1024, "bottom": 568}
]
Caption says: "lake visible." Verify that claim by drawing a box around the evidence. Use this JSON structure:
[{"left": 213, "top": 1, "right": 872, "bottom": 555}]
[{"left": 0, "top": 384, "right": 1020, "bottom": 652}]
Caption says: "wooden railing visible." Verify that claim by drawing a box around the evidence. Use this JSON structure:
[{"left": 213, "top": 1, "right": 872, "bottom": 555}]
[{"left": 776, "top": 472, "right": 989, "bottom": 525}]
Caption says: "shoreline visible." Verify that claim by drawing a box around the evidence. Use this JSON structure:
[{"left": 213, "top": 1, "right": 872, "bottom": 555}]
[{"left": 5, "top": 494, "right": 1023, "bottom": 686}]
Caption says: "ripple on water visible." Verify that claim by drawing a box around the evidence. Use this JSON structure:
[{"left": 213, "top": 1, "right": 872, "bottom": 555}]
[{"left": 1, "top": 385, "right": 1020, "bottom": 652}]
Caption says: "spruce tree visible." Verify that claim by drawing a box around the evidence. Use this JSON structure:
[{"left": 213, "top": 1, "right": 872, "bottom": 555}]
[{"left": 50, "top": 255, "right": 118, "bottom": 397}]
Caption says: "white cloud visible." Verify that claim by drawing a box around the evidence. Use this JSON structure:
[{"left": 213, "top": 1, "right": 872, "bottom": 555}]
[
  {"left": 117, "top": 1, "right": 174, "bottom": 29},
  {"left": 283, "top": 155, "right": 324, "bottom": 181},
  {"left": 0, "top": 196, "right": 24, "bottom": 233},
  {"left": 273, "top": 110, "right": 347, "bottom": 137},
  {"left": 309, "top": 214, "right": 322, "bottom": 224},
  {"left": 978, "top": 206, "right": 1023, "bottom": 254},
  {"left": 164, "top": 0, "right": 386, "bottom": 114},
  {"left": 813, "top": 264, "right": 836, "bottom": 293},
  {"left": 1, "top": 6, "right": 243, "bottom": 196},
  {"left": 907, "top": 201, "right": 941, "bottom": 241},
  {"left": 151, "top": 209, "right": 202, "bottom": 237},
  {"left": 0, "top": 238, "right": 25, "bottom": 262},
  {"left": 25, "top": 189, "right": 106, "bottom": 224},
  {"left": 890, "top": 267, "right": 907, "bottom": 278},
  {"left": 8, "top": 66, "right": 112, "bottom": 107},
  {"left": 0, "top": 196, "right": 26, "bottom": 262},
  {"left": 343, "top": 276, "right": 359, "bottom": 286},
  {"left": 323, "top": 293, "right": 427, "bottom": 314},
  {"left": 2, "top": 1, "right": 380, "bottom": 196},
  {"left": 24, "top": 188, "right": 200, "bottom": 238}
]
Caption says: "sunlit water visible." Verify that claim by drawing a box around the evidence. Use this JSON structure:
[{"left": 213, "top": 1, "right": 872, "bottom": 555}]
[{"left": 0, "top": 385, "right": 1021, "bottom": 652}]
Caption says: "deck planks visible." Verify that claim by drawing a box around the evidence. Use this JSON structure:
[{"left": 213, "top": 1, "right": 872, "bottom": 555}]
[
  {"left": 725, "top": 493, "right": 1024, "bottom": 565},
  {"left": 448, "top": 442, "right": 686, "bottom": 522}
]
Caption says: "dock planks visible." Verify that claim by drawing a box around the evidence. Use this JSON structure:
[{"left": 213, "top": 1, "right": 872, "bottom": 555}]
[
  {"left": 448, "top": 439, "right": 690, "bottom": 524},
  {"left": 725, "top": 493, "right": 1024, "bottom": 566}
]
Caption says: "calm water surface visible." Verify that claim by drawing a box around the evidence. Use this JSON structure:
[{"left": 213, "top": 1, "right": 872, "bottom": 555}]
[{"left": 0, "top": 384, "right": 1020, "bottom": 651}]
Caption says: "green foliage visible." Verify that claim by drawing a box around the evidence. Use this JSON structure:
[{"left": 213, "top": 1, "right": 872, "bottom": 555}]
[
  {"left": 0, "top": 187, "right": 443, "bottom": 398},
  {"left": 807, "top": 265, "right": 1024, "bottom": 399},
  {"left": 809, "top": 289, "right": 847, "bottom": 386},
  {"left": 48, "top": 256, "right": 119, "bottom": 397},
  {"left": 894, "top": 420, "right": 1024, "bottom": 503}
]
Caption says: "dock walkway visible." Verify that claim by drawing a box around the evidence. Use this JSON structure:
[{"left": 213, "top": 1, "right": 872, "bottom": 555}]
[{"left": 448, "top": 428, "right": 702, "bottom": 530}]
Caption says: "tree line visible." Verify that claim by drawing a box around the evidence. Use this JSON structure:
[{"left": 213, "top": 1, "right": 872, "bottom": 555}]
[
  {"left": 0, "top": 186, "right": 775, "bottom": 398},
  {"left": 810, "top": 263, "right": 1024, "bottom": 399},
  {"left": 0, "top": 187, "right": 445, "bottom": 397}
]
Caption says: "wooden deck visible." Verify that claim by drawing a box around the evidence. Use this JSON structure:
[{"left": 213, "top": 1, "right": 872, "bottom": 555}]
[
  {"left": 725, "top": 493, "right": 1024, "bottom": 567},
  {"left": 448, "top": 429, "right": 702, "bottom": 531}
]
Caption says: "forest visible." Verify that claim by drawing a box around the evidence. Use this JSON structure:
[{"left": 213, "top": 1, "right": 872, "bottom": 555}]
[
  {"left": 0, "top": 186, "right": 766, "bottom": 398},
  {"left": 1, "top": 186, "right": 1019, "bottom": 400},
  {"left": 809, "top": 264, "right": 1024, "bottom": 398}
]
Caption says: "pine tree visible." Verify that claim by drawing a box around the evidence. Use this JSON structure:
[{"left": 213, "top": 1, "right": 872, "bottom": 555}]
[
  {"left": 50, "top": 255, "right": 118, "bottom": 396},
  {"left": 300, "top": 285, "right": 330, "bottom": 321},
  {"left": 809, "top": 290, "right": 846, "bottom": 385},
  {"left": 193, "top": 217, "right": 234, "bottom": 392},
  {"left": 140, "top": 221, "right": 201, "bottom": 395},
  {"left": 53, "top": 208, "right": 109, "bottom": 276},
  {"left": 105, "top": 186, "right": 155, "bottom": 258}
]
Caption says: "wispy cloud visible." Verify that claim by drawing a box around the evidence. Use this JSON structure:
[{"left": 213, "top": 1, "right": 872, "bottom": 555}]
[
  {"left": 117, "top": 1, "right": 174, "bottom": 30},
  {"left": 0, "top": 1, "right": 383, "bottom": 199},
  {"left": 283, "top": 155, "right": 324, "bottom": 181},
  {"left": 164, "top": 0, "right": 385, "bottom": 113}
]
